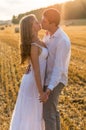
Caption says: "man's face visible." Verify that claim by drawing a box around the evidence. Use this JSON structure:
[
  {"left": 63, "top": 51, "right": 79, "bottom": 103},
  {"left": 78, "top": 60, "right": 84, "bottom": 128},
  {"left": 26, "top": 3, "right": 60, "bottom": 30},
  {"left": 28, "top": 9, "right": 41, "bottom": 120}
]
[{"left": 41, "top": 16, "right": 50, "bottom": 30}]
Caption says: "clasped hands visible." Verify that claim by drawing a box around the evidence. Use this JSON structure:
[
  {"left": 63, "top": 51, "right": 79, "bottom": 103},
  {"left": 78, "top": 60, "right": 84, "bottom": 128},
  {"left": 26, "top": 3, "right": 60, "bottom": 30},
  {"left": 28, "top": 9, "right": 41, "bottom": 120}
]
[{"left": 39, "top": 88, "right": 51, "bottom": 103}]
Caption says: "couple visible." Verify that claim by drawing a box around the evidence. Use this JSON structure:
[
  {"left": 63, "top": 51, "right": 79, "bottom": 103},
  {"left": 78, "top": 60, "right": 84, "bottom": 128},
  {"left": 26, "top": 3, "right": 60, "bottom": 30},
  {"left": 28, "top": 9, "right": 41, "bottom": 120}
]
[{"left": 9, "top": 8, "right": 71, "bottom": 130}]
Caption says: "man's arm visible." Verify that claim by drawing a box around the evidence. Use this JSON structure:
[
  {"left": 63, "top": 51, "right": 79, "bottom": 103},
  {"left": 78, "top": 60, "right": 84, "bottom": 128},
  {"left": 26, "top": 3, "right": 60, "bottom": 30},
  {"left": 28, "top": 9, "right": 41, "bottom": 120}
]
[{"left": 48, "top": 40, "right": 71, "bottom": 91}]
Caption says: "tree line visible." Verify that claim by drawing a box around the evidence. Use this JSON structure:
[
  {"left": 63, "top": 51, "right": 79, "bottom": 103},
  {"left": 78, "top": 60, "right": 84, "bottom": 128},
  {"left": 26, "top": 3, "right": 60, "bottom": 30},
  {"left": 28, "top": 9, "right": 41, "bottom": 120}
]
[{"left": 12, "top": 0, "right": 86, "bottom": 24}]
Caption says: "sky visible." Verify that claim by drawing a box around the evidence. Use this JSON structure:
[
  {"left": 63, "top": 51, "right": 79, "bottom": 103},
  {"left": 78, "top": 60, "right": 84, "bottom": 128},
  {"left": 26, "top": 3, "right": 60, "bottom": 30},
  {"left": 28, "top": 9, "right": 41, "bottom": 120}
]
[{"left": 0, "top": 0, "right": 72, "bottom": 20}]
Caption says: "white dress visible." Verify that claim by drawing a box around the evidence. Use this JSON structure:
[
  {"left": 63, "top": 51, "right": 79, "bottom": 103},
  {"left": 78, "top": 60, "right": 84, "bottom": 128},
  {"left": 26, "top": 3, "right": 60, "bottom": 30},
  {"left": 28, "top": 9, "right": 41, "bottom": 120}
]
[{"left": 9, "top": 43, "right": 48, "bottom": 130}]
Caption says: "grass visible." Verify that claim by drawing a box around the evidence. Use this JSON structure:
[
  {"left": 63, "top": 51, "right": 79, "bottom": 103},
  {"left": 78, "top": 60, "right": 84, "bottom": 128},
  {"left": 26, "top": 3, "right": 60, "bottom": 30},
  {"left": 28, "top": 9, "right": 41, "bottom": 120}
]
[
  {"left": 61, "top": 19, "right": 86, "bottom": 26},
  {"left": 0, "top": 25, "right": 86, "bottom": 130}
]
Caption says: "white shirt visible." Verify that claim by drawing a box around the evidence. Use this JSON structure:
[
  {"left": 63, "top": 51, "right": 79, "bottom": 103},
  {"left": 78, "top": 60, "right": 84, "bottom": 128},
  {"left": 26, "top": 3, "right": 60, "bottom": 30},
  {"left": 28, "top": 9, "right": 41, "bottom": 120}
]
[{"left": 43, "top": 27, "right": 71, "bottom": 91}]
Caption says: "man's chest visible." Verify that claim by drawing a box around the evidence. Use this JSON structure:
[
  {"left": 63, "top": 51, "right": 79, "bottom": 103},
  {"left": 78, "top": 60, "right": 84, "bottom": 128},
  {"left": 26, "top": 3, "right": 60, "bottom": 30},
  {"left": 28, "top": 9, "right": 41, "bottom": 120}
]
[{"left": 46, "top": 38, "right": 58, "bottom": 53}]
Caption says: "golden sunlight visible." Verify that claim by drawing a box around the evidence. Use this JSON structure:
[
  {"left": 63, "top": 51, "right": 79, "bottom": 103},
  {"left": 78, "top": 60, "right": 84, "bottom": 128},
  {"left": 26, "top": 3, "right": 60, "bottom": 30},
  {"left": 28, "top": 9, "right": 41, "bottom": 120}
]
[{"left": 47, "top": 0, "right": 72, "bottom": 4}]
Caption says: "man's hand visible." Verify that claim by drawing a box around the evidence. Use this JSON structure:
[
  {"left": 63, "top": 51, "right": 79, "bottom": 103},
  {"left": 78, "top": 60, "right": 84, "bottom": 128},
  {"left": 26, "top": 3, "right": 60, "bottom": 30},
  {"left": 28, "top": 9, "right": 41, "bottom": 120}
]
[
  {"left": 46, "top": 88, "right": 51, "bottom": 97},
  {"left": 25, "top": 65, "right": 31, "bottom": 74}
]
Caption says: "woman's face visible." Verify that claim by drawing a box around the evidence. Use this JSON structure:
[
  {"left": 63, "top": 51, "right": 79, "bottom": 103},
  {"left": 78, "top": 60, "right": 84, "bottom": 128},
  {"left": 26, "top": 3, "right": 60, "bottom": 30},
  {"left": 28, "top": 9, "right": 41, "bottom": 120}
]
[{"left": 32, "top": 18, "right": 41, "bottom": 33}]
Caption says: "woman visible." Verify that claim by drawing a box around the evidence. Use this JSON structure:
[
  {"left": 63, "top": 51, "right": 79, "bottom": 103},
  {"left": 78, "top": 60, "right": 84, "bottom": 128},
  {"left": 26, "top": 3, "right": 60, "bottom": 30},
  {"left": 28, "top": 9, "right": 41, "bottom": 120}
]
[{"left": 9, "top": 14, "right": 48, "bottom": 130}]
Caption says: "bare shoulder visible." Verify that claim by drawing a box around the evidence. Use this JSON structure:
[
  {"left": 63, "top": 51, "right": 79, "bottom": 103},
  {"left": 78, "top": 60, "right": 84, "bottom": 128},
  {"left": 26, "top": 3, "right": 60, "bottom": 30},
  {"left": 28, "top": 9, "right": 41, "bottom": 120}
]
[{"left": 31, "top": 43, "right": 39, "bottom": 55}]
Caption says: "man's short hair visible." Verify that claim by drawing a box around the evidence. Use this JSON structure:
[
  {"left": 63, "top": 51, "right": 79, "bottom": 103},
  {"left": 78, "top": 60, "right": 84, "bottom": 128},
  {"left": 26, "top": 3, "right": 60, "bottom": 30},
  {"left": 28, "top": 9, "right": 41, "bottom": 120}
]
[{"left": 43, "top": 8, "right": 61, "bottom": 26}]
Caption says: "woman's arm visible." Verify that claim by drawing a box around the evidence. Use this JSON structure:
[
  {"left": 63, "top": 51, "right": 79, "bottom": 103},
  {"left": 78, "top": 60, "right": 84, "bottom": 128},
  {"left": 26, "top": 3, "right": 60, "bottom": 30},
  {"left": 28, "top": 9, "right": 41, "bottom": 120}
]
[{"left": 31, "top": 45, "right": 43, "bottom": 95}]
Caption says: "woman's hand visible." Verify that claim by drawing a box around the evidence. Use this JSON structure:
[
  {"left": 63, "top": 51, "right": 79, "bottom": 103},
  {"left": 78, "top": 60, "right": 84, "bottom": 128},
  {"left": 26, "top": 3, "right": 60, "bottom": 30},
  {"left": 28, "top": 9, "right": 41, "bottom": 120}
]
[
  {"left": 39, "top": 88, "right": 51, "bottom": 103},
  {"left": 39, "top": 92, "right": 48, "bottom": 103}
]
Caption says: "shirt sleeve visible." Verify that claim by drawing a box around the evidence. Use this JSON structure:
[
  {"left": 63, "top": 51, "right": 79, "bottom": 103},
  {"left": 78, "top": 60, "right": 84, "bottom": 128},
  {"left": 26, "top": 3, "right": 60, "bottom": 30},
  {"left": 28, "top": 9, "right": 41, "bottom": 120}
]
[{"left": 48, "top": 39, "right": 71, "bottom": 90}]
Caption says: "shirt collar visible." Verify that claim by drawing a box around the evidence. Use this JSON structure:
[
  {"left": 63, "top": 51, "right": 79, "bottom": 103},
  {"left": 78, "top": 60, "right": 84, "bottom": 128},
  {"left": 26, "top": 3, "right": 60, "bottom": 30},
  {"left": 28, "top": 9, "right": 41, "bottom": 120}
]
[{"left": 49, "top": 26, "right": 61, "bottom": 39}]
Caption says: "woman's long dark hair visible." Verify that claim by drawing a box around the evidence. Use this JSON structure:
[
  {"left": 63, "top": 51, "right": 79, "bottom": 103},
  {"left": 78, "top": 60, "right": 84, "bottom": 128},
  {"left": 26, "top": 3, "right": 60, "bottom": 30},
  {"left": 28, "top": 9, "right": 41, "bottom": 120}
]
[{"left": 19, "top": 14, "right": 35, "bottom": 64}]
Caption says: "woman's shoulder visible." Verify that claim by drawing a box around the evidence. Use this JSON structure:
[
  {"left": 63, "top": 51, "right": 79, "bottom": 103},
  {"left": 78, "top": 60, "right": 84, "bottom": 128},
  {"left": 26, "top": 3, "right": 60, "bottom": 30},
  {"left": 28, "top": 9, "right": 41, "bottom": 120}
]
[
  {"left": 31, "top": 42, "right": 42, "bottom": 49},
  {"left": 31, "top": 40, "right": 47, "bottom": 49}
]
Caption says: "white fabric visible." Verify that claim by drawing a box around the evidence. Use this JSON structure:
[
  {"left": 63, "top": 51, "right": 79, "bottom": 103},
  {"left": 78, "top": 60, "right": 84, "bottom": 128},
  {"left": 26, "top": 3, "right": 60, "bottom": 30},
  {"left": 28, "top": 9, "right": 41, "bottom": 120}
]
[
  {"left": 9, "top": 43, "right": 48, "bottom": 130},
  {"left": 43, "top": 27, "right": 71, "bottom": 90}
]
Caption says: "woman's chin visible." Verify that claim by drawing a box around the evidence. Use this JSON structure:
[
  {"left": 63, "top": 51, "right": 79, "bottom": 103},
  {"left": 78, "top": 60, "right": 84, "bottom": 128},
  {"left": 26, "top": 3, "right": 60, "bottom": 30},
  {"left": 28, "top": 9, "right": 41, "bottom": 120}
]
[{"left": 38, "top": 28, "right": 41, "bottom": 32}]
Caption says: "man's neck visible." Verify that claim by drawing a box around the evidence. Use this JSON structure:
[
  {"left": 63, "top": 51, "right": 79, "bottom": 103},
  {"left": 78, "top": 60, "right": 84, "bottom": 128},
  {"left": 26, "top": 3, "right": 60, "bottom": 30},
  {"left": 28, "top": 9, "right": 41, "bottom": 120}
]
[{"left": 49, "top": 26, "right": 59, "bottom": 36}]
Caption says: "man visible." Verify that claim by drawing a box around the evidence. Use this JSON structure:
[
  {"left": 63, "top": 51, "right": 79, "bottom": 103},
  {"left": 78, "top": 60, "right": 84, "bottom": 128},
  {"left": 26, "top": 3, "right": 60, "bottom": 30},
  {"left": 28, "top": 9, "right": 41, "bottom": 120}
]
[{"left": 41, "top": 8, "right": 71, "bottom": 130}]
